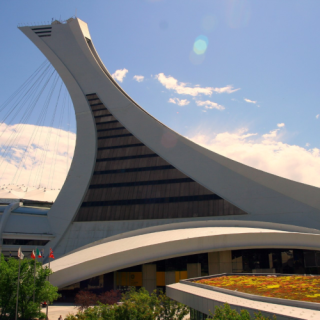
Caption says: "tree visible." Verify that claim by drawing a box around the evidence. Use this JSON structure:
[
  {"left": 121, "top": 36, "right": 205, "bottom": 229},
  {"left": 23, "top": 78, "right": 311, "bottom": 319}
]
[
  {"left": 114, "top": 287, "right": 156, "bottom": 320},
  {"left": 0, "top": 254, "right": 60, "bottom": 319},
  {"left": 0, "top": 255, "right": 18, "bottom": 319},
  {"left": 155, "top": 290, "right": 189, "bottom": 320}
]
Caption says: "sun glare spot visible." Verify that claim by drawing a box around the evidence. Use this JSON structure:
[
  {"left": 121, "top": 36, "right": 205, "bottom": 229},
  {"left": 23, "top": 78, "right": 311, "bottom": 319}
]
[{"left": 193, "top": 35, "right": 209, "bottom": 55}]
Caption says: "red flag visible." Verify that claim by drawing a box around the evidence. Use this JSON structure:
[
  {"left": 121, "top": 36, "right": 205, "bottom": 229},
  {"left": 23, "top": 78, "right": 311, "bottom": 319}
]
[
  {"left": 49, "top": 248, "right": 55, "bottom": 259},
  {"left": 31, "top": 250, "right": 36, "bottom": 260}
]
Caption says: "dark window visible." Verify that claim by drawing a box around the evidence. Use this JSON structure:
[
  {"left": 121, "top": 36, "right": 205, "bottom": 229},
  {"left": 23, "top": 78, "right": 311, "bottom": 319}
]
[
  {"left": 91, "top": 102, "right": 104, "bottom": 107},
  {"left": 81, "top": 194, "right": 221, "bottom": 207},
  {"left": 95, "top": 114, "right": 113, "bottom": 118},
  {"left": 97, "top": 133, "right": 132, "bottom": 140},
  {"left": 89, "top": 178, "right": 193, "bottom": 189},
  {"left": 96, "top": 154, "right": 158, "bottom": 162},
  {"left": 98, "top": 143, "right": 144, "bottom": 151},
  {"left": 94, "top": 165, "right": 174, "bottom": 175},
  {"left": 97, "top": 127, "right": 125, "bottom": 133},
  {"left": 3, "top": 239, "right": 50, "bottom": 246}
]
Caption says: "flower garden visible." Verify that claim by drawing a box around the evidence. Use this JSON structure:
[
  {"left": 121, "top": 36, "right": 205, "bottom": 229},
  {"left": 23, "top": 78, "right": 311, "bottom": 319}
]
[{"left": 194, "top": 275, "right": 320, "bottom": 303}]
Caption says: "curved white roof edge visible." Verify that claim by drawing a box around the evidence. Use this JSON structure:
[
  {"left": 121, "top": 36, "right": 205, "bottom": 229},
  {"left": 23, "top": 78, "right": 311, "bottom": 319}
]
[
  {"left": 67, "top": 219, "right": 320, "bottom": 256},
  {"left": 48, "top": 227, "right": 320, "bottom": 288},
  {"left": 19, "top": 17, "right": 320, "bottom": 259}
]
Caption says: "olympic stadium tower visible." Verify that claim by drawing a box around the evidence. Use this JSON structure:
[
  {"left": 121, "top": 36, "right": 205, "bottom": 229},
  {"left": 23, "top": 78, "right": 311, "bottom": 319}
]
[{"left": 3, "top": 17, "right": 320, "bottom": 295}]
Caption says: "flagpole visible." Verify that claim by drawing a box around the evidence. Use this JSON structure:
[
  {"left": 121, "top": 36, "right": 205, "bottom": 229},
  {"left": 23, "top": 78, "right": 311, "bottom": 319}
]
[
  {"left": 15, "top": 258, "right": 21, "bottom": 320},
  {"left": 33, "top": 248, "right": 37, "bottom": 303},
  {"left": 46, "top": 255, "right": 50, "bottom": 320}
]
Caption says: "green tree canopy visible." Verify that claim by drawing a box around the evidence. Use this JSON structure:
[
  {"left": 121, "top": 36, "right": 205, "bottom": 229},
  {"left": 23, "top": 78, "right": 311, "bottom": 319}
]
[{"left": 0, "top": 254, "right": 59, "bottom": 320}]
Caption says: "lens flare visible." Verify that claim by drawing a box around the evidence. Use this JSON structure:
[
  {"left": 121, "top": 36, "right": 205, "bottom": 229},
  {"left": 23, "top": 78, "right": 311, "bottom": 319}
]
[{"left": 193, "top": 35, "right": 209, "bottom": 55}]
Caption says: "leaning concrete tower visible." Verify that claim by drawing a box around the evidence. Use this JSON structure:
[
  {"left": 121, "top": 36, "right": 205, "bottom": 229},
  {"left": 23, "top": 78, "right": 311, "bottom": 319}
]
[{"left": 16, "top": 18, "right": 320, "bottom": 291}]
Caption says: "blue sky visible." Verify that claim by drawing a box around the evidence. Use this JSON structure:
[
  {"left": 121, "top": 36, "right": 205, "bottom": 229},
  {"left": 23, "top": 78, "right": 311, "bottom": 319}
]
[{"left": 1, "top": 0, "right": 320, "bottom": 188}]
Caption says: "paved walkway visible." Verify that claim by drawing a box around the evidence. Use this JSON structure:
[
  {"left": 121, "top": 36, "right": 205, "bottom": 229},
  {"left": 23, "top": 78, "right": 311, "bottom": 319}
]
[
  {"left": 42, "top": 303, "right": 78, "bottom": 320},
  {"left": 43, "top": 303, "right": 190, "bottom": 319}
]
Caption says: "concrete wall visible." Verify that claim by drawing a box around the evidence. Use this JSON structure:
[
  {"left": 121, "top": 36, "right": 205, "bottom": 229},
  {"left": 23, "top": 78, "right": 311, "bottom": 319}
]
[
  {"left": 142, "top": 264, "right": 157, "bottom": 293},
  {"left": 208, "top": 251, "right": 232, "bottom": 275}
]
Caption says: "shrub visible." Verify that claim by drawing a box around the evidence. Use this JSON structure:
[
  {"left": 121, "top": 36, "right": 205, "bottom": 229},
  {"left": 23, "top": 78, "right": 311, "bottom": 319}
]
[
  {"left": 38, "top": 311, "right": 47, "bottom": 319},
  {"left": 97, "top": 290, "right": 121, "bottom": 305},
  {"left": 65, "top": 287, "right": 189, "bottom": 320},
  {"left": 75, "top": 290, "right": 98, "bottom": 311},
  {"left": 207, "top": 303, "right": 276, "bottom": 320}
]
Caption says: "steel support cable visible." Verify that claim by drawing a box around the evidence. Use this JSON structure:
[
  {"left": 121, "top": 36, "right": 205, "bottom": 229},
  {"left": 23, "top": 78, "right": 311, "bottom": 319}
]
[
  {"left": 32, "top": 74, "right": 61, "bottom": 187},
  {"left": 0, "top": 68, "right": 56, "bottom": 167},
  {"left": 0, "top": 64, "right": 53, "bottom": 160},
  {"left": 1, "top": 88, "right": 55, "bottom": 189},
  {"left": 12, "top": 72, "right": 61, "bottom": 186},
  {"left": 48, "top": 87, "right": 67, "bottom": 188},
  {"left": 49, "top": 87, "right": 68, "bottom": 189},
  {"left": 0, "top": 69, "right": 57, "bottom": 185},
  {"left": 10, "top": 65, "right": 54, "bottom": 125},
  {"left": 0, "top": 67, "right": 55, "bottom": 181},
  {"left": 0, "top": 61, "right": 50, "bottom": 187},
  {"left": 15, "top": 86, "right": 58, "bottom": 186},
  {"left": 0, "top": 60, "right": 49, "bottom": 115},
  {"left": 0, "top": 63, "right": 52, "bottom": 135},
  {"left": 29, "top": 74, "right": 60, "bottom": 188},
  {"left": 30, "top": 73, "right": 60, "bottom": 187},
  {"left": 36, "top": 80, "right": 63, "bottom": 188},
  {"left": 0, "top": 72, "right": 45, "bottom": 142}
]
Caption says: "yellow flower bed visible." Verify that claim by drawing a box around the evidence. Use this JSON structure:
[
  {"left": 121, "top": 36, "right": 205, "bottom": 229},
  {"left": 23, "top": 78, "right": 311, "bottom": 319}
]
[{"left": 194, "top": 275, "right": 320, "bottom": 303}]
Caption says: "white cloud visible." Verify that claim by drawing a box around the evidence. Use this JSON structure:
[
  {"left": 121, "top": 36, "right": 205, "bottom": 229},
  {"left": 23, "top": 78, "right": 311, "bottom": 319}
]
[
  {"left": 277, "top": 123, "right": 285, "bottom": 128},
  {"left": 306, "top": 143, "right": 310, "bottom": 147},
  {"left": 112, "top": 68, "right": 128, "bottom": 82},
  {"left": 133, "top": 75, "right": 144, "bottom": 82},
  {"left": 316, "top": 114, "right": 319, "bottom": 119},
  {"left": 0, "top": 124, "right": 75, "bottom": 193},
  {"left": 244, "top": 98, "right": 257, "bottom": 104},
  {"left": 155, "top": 73, "right": 239, "bottom": 96},
  {"left": 262, "top": 129, "right": 279, "bottom": 140},
  {"left": 188, "top": 127, "right": 320, "bottom": 188},
  {"left": 168, "top": 98, "right": 190, "bottom": 106},
  {"left": 196, "top": 100, "right": 225, "bottom": 110}
]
